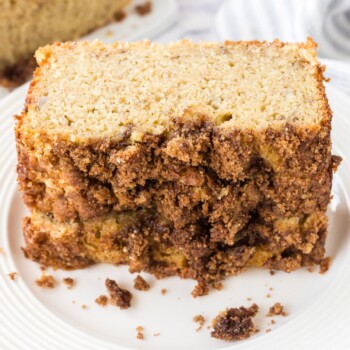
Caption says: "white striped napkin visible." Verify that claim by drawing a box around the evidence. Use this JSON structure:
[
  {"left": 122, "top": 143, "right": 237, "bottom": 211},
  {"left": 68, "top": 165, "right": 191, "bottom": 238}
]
[{"left": 215, "top": 0, "right": 350, "bottom": 60}]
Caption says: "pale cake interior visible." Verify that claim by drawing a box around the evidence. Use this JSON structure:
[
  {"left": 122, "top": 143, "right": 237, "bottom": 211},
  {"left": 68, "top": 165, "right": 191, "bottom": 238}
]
[{"left": 23, "top": 40, "right": 328, "bottom": 142}]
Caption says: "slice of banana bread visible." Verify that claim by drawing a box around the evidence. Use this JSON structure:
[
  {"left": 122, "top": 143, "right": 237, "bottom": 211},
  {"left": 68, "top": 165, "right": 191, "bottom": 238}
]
[
  {"left": 16, "top": 39, "right": 339, "bottom": 285},
  {"left": 0, "top": 0, "right": 130, "bottom": 76}
]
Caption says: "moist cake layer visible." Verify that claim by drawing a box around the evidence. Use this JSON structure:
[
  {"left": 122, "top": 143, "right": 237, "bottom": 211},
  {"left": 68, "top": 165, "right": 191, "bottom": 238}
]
[
  {"left": 16, "top": 39, "right": 338, "bottom": 284},
  {"left": 24, "top": 40, "right": 328, "bottom": 138},
  {"left": 23, "top": 210, "right": 328, "bottom": 283}
]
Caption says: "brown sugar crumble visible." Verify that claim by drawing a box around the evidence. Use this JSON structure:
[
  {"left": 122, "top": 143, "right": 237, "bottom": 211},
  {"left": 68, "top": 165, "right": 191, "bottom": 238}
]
[
  {"left": 319, "top": 256, "right": 331, "bottom": 274},
  {"left": 133, "top": 275, "right": 150, "bottom": 291},
  {"left": 213, "top": 281, "right": 223, "bottom": 291},
  {"left": 267, "top": 303, "right": 288, "bottom": 317},
  {"left": 193, "top": 314, "right": 206, "bottom": 332},
  {"left": 35, "top": 274, "right": 56, "bottom": 288},
  {"left": 161, "top": 288, "right": 167, "bottom": 295},
  {"left": 8, "top": 272, "right": 18, "bottom": 281},
  {"left": 95, "top": 295, "right": 109, "bottom": 306},
  {"left": 136, "top": 326, "right": 144, "bottom": 340},
  {"left": 135, "top": 1, "right": 152, "bottom": 16},
  {"left": 211, "top": 304, "right": 259, "bottom": 341},
  {"left": 62, "top": 277, "right": 75, "bottom": 289},
  {"left": 105, "top": 278, "right": 132, "bottom": 309},
  {"left": 191, "top": 281, "right": 209, "bottom": 298},
  {"left": 269, "top": 270, "right": 275, "bottom": 276},
  {"left": 114, "top": 10, "right": 126, "bottom": 22}
]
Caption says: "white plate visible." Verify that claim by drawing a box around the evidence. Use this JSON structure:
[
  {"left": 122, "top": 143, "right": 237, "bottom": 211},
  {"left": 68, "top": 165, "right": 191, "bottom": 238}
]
[
  {"left": 0, "top": 0, "right": 178, "bottom": 100},
  {"left": 0, "top": 83, "right": 350, "bottom": 350}
]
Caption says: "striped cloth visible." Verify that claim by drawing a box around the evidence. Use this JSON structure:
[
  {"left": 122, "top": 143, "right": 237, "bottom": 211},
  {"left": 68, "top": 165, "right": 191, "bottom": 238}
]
[{"left": 215, "top": 0, "right": 350, "bottom": 60}]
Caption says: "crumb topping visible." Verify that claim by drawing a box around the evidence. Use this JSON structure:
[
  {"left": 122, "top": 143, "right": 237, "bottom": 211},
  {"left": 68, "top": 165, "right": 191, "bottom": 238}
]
[
  {"left": 95, "top": 295, "right": 109, "bottom": 306},
  {"left": 193, "top": 314, "right": 206, "bottom": 331},
  {"left": 62, "top": 277, "right": 75, "bottom": 289},
  {"left": 211, "top": 304, "right": 259, "bottom": 341},
  {"left": 267, "top": 302, "right": 288, "bottom": 317},
  {"left": 319, "top": 256, "right": 331, "bottom": 274},
  {"left": 135, "top": 1, "right": 152, "bottom": 16},
  {"left": 191, "top": 281, "right": 209, "bottom": 298},
  {"left": 105, "top": 278, "right": 132, "bottom": 309},
  {"left": 136, "top": 326, "right": 144, "bottom": 340},
  {"left": 133, "top": 275, "right": 150, "bottom": 291},
  {"left": 35, "top": 274, "right": 56, "bottom": 288},
  {"left": 8, "top": 272, "right": 18, "bottom": 281}
]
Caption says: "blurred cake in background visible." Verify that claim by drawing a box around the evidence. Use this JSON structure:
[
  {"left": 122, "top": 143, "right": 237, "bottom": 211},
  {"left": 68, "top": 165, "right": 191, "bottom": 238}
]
[{"left": 0, "top": 0, "right": 131, "bottom": 86}]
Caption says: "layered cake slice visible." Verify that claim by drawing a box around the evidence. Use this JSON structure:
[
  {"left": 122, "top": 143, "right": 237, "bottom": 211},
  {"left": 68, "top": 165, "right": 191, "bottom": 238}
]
[{"left": 16, "top": 39, "right": 339, "bottom": 287}]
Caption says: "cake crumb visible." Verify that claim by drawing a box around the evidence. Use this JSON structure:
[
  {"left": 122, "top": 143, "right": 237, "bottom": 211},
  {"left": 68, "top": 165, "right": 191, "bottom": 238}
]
[
  {"left": 193, "top": 314, "right": 206, "bottom": 331},
  {"left": 161, "top": 288, "right": 167, "bottom": 295},
  {"left": 136, "top": 326, "right": 144, "bottom": 340},
  {"left": 135, "top": 1, "right": 152, "bottom": 16},
  {"left": 211, "top": 304, "right": 259, "bottom": 341},
  {"left": 62, "top": 277, "right": 75, "bottom": 289},
  {"left": 213, "top": 281, "right": 223, "bottom": 291},
  {"left": 114, "top": 10, "right": 126, "bottom": 22},
  {"left": 95, "top": 295, "right": 108, "bottom": 306},
  {"left": 270, "top": 319, "right": 276, "bottom": 324},
  {"left": 269, "top": 270, "right": 275, "bottom": 276},
  {"left": 269, "top": 287, "right": 273, "bottom": 291},
  {"left": 266, "top": 293, "right": 271, "bottom": 298},
  {"left": 8, "top": 272, "right": 18, "bottom": 281},
  {"left": 82, "top": 304, "right": 87, "bottom": 309},
  {"left": 35, "top": 274, "right": 56, "bottom": 288},
  {"left": 265, "top": 328, "right": 271, "bottom": 333},
  {"left": 320, "top": 256, "right": 331, "bottom": 274},
  {"left": 153, "top": 332, "right": 160, "bottom": 337},
  {"left": 133, "top": 275, "right": 150, "bottom": 291},
  {"left": 105, "top": 278, "right": 132, "bottom": 309},
  {"left": 191, "top": 281, "right": 209, "bottom": 298},
  {"left": 267, "top": 303, "right": 288, "bottom": 317},
  {"left": 246, "top": 297, "right": 252, "bottom": 301}
]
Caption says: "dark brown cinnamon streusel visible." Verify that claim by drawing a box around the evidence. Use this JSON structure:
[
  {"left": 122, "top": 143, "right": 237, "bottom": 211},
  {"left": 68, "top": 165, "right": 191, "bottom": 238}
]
[
  {"left": 105, "top": 278, "right": 132, "bottom": 309},
  {"left": 211, "top": 304, "right": 259, "bottom": 341}
]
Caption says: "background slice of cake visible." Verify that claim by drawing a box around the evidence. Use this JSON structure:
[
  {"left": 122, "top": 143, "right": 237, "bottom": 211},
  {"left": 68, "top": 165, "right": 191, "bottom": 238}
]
[
  {"left": 0, "top": 0, "right": 130, "bottom": 81},
  {"left": 16, "top": 39, "right": 339, "bottom": 287}
]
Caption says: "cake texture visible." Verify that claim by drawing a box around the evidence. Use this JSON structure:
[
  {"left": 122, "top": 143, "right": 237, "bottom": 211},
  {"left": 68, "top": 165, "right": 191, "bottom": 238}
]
[
  {"left": 16, "top": 39, "right": 339, "bottom": 287},
  {"left": 0, "top": 0, "right": 130, "bottom": 75}
]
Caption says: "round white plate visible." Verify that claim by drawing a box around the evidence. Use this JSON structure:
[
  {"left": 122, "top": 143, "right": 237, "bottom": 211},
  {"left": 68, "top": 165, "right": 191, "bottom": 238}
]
[
  {"left": 0, "top": 0, "right": 179, "bottom": 100},
  {"left": 0, "top": 83, "right": 349, "bottom": 350}
]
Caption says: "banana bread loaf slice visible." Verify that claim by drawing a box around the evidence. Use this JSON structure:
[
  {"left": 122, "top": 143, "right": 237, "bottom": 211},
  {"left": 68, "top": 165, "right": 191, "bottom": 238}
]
[
  {"left": 0, "top": 0, "right": 130, "bottom": 78},
  {"left": 16, "top": 39, "right": 339, "bottom": 284}
]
